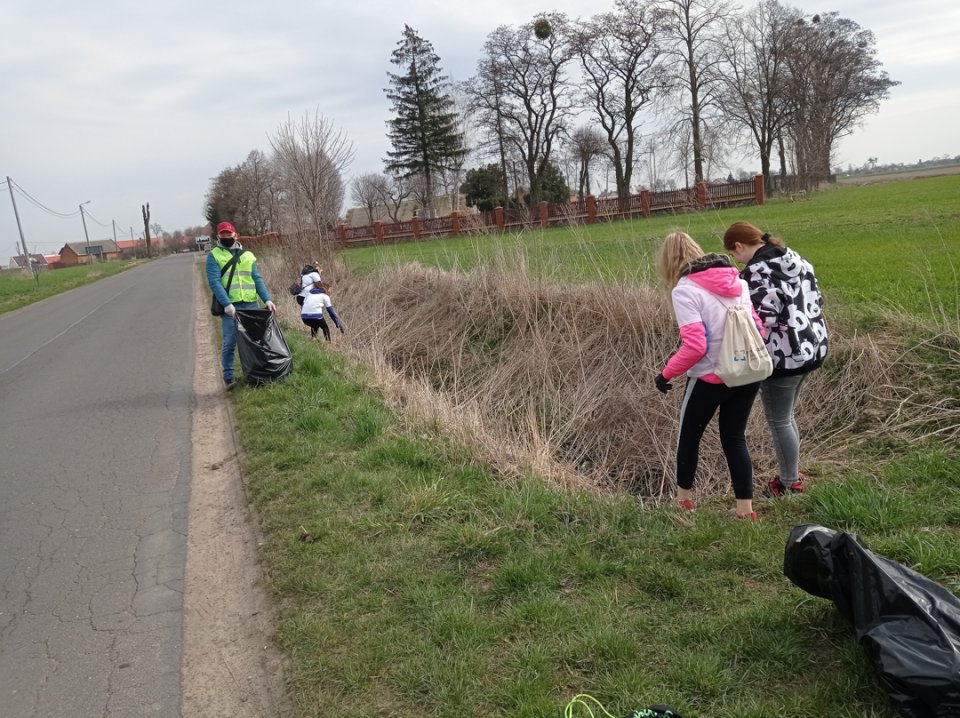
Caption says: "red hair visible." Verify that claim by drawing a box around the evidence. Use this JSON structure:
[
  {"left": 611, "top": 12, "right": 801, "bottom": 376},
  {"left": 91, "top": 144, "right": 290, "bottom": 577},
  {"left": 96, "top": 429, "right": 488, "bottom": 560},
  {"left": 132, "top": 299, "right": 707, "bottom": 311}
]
[{"left": 723, "top": 221, "right": 783, "bottom": 250}]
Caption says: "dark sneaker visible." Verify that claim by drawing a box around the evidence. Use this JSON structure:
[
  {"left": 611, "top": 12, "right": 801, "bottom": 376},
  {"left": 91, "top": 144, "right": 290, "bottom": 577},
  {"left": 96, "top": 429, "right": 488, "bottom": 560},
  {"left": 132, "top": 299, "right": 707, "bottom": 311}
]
[
  {"left": 225, "top": 379, "right": 237, "bottom": 391},
  {"left": 764, "top": 473, "right": 806, "bottom": 498}
]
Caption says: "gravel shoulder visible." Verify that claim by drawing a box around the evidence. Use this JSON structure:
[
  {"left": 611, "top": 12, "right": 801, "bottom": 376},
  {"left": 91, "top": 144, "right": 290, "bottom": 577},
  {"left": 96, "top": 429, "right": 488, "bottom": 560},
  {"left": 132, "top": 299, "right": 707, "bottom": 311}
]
[{"left": 181, "top": 268, "right": 293, "bottom": 717}]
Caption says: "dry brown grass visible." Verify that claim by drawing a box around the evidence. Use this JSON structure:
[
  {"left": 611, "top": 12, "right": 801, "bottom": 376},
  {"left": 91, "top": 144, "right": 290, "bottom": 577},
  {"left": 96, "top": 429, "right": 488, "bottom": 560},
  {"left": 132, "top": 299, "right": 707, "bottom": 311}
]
[{"left": 257, "top": 252, "right": 959, "bottom": 503}]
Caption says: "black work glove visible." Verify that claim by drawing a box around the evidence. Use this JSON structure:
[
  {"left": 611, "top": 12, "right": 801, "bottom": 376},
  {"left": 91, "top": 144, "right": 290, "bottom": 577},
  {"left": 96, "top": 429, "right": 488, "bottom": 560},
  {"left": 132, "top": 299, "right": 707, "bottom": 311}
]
[
  {"left": 338, "top": 323, "right": 345, "bottom": 334},
  {"left": 654, "top": 373, "right": 673, "bottom": 394}
]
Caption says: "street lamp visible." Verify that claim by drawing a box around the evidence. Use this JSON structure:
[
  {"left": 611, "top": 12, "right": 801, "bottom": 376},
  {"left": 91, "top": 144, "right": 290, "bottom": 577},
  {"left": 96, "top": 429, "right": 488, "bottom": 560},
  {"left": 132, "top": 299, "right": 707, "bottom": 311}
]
[{"left": 79, "top": 201, "right": 92, "bottom": 261}]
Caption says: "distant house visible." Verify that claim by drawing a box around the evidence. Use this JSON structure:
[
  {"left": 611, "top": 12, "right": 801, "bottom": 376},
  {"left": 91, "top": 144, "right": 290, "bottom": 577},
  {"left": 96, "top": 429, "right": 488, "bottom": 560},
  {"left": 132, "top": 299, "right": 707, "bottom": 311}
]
[
  {"left": 58, "top": 240, "right": 122, "bottom": 266},
  {"left": 9, "top": 253, "right": 48, "bottom": 270},
  {"left": 116, "top": 238, "right": 152, "bottom": 257},
  {"left": 344, "top": 194, "right": 476, "bottom": 227}
]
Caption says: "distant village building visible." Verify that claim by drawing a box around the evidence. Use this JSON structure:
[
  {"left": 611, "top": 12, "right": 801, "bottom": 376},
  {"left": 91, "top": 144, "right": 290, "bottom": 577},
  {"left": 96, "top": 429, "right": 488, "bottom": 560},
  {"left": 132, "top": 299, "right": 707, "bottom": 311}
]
[
  {"left": 58, "top": 240, "right": 122, "bottom": 266},
  {"left": 344, "top": 194, "right": 477, "bottom": 228},
  {"left": 8, "top": 253, "right": 49, "bottom": 270}
]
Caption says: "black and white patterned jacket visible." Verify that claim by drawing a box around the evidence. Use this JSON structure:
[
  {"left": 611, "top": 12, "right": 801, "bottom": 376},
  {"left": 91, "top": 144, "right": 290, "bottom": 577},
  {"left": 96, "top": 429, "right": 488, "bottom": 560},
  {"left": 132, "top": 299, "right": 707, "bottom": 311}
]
[{"left": 741, "top": 244, "right": 828, "bottom": 377}]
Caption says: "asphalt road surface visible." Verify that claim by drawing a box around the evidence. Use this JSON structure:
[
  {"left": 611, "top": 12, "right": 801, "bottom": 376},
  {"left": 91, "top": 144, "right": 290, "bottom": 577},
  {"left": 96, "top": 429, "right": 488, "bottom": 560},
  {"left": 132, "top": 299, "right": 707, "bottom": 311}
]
[{"left": 0, "top": 254, "right": 197, "bottom": 716}]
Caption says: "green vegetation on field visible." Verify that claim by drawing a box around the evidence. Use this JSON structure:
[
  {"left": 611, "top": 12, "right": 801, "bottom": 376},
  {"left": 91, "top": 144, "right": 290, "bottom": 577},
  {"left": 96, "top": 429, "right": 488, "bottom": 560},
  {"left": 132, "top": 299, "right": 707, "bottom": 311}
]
[
  {"left": 0, "top": 261, "right": 141, "bottom": 314},
  {"left": 341, "top": 176, "right": 960, "bottom": 322},
  {"left": 231, "top": 178, "right": 959, "bottom": 716},
  {"left": 235, "top": 333, "right": 959, "bottom": 718}
]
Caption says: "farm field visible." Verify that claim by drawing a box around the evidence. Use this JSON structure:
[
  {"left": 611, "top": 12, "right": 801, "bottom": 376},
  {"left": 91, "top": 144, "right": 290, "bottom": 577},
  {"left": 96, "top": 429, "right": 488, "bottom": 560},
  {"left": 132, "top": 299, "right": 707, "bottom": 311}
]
[
  {"left": 0, "top": 260, "right": 141, "bottom": 314},
  {"left": 340, "top": 174, "right": 960, "bottom": 323},
  {"left": 237, "top": 176, "right": 960, "bottom": 716}
]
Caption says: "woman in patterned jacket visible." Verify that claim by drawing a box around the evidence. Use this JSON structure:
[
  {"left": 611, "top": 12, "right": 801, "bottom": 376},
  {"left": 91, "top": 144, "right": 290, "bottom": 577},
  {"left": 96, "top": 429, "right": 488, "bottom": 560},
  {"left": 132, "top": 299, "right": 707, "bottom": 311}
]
[{"left": 723, "top": 221, "right": 828, "bottom": 498}]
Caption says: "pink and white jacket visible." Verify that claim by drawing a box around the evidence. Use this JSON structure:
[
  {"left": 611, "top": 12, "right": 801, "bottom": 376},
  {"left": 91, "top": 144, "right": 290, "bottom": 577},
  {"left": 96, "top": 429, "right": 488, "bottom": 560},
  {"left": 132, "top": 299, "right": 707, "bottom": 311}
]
[{"left": 662, "top": 256, "right": 765, "bottom": 385}]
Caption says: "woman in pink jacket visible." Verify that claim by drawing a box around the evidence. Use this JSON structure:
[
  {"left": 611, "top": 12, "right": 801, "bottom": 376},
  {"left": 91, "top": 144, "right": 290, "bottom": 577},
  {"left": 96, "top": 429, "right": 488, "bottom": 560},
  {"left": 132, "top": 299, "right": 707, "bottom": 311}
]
[{"left": 654, "top": 231, "right": 765, "bottom": 521}]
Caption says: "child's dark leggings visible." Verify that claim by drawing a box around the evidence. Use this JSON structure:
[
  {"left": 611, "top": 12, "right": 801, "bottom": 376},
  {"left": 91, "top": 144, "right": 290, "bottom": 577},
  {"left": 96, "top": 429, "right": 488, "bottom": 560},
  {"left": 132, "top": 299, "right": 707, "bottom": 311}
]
[
  {"left": 302, "top": 317, "right": 330, "bottom": 340},
  {"left": 676, "top": 378, "right": 760, "bottom": 499}
]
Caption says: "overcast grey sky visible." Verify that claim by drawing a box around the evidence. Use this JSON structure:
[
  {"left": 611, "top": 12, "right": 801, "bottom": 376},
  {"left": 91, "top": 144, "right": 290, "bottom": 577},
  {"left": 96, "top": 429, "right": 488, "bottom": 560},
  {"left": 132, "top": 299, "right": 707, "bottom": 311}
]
[{"left": 2, "top": 0, "right": 957, "bottom": 256}]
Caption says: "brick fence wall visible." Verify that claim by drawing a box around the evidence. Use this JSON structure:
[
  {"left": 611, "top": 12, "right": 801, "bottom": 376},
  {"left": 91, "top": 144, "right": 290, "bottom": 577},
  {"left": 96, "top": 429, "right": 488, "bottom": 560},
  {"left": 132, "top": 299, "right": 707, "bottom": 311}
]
[{"left": 335, "top": 175, "right": 765, "bottom": 248}]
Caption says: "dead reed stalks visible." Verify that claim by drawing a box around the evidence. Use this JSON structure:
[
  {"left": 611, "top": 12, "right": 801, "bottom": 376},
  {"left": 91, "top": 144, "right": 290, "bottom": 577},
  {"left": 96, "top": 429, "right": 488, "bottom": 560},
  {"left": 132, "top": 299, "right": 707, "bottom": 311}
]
[{"left": 257, "top": 250, "right": 959, "bottom": 503}]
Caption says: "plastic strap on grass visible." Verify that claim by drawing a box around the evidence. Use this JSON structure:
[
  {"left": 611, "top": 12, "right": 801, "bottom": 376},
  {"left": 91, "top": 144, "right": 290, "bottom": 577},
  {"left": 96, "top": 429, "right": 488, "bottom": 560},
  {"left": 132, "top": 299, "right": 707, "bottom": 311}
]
[{"left": 563, "top": 694, "right": 618, "bottom": 718}]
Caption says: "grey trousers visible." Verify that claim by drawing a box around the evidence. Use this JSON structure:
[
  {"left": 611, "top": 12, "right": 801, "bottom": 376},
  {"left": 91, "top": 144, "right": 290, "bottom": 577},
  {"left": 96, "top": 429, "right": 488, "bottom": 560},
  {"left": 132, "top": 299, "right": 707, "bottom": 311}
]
[{"left": 759, "top": 373, "right": 809, "bottom": 482}]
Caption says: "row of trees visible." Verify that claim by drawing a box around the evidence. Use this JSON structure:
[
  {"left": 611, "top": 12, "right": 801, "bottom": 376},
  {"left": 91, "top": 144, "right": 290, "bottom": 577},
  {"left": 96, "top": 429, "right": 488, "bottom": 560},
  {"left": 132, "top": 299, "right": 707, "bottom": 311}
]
[
  {"left": 463, "top": 0, "right": 895, "bottom": 205},
  {"left": 204, "top": 111, "right": 354, "bottom": 239},
  {"left": 356, "top": 0, "right": 896, "bottom": 222},
  {"left": 205, "top": 0, "right": 896, "bottom": 243}
]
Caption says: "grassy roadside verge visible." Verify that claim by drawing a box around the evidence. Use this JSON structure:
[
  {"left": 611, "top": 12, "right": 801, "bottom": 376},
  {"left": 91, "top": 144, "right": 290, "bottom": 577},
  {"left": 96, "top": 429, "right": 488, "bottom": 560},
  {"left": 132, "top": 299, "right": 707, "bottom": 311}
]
[
  {"left": 0, "top": 260, "right": 144, "bottom": 314},
  {"left": 233, "top": 330, "right": 959, "bottom": 718}
]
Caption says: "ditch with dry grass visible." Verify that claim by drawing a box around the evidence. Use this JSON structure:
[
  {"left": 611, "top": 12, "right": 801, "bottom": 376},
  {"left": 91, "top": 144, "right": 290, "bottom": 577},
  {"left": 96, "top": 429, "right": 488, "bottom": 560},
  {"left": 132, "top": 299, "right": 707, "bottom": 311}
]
[{"left": 236, "top": 176, "right": 959, "bottom": 717}]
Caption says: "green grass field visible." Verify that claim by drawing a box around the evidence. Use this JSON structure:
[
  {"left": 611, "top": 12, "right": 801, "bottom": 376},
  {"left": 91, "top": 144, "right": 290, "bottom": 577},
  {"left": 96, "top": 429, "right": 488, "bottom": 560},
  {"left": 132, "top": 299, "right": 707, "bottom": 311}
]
[
  {"left": 232, "top": 177, "right": 959, "bottom": 716},
  {"left": 341, "top": 175, "right": 960, "bottom": 323},
  {"left": 0, "top": 260, "right": 141, "bottom": 314}
]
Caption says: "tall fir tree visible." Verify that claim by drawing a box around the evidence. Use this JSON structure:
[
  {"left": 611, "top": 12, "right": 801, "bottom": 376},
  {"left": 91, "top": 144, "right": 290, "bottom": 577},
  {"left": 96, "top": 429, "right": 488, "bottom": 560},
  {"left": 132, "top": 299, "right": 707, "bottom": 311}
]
[{"left": 384, "top": 25, "right": 465, "bottom": 217}]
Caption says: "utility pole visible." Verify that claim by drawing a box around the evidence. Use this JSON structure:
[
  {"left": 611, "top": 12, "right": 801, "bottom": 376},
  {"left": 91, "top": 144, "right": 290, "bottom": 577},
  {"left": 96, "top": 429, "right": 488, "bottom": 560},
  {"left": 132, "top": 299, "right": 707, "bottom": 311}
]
[
  {"left": 6, "top": 176, "right": 33, "bottom": 275},
  {"left": 79, "top": 201, "right": 92, "bottom": 261},
  {"left": 111, "top": 219, "right": 118, "bottom": 247}
]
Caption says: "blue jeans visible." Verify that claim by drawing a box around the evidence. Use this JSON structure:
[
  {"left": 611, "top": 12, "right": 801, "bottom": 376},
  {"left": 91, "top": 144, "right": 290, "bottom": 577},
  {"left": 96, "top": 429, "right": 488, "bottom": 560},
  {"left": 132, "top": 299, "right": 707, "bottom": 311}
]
[
  {"left": 759, "top": 373, "right": 809, "bottom": 482},
  {"left": 220, "top": 301, "right": 261, "bottom": 383}
]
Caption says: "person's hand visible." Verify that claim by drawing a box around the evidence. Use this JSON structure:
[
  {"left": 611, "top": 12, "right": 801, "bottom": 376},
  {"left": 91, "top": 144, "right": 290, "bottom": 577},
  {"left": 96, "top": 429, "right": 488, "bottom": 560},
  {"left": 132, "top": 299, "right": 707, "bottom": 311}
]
[
  {"left": 338, "top": 323, "right": 345, "bottom": 334},
  {"left": 224, "top": 304, "right": 236, "bottom": 318},
  {"left": 654, "top": 373, "right": 673, "bottom": 394},
  {"left": 265, "top": 300, "right": 276, "bottom": 315}
]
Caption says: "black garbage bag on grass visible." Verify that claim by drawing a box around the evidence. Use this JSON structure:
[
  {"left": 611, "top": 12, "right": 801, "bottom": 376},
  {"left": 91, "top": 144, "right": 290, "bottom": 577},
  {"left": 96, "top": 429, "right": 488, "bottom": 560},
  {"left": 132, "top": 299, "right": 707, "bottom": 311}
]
[
  {"left": 784, "top": 524, "right": 960, "bottom": 718},
  {"left": 235, "top": 309, "right": 292, "bottom": 386}
]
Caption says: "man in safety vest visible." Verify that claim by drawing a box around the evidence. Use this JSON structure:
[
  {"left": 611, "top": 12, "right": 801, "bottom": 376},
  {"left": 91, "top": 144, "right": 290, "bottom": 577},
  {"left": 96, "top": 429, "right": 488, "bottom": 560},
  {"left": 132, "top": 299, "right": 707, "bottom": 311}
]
[{"left": 205, "top": 221, "right": 276, "bottom": 390}]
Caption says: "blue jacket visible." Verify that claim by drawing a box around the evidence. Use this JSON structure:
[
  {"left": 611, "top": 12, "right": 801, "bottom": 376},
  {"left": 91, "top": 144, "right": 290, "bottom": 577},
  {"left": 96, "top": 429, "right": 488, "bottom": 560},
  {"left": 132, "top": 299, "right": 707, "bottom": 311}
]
[{"left": 205, "top": 242, "right": 271, "bottom": 308}]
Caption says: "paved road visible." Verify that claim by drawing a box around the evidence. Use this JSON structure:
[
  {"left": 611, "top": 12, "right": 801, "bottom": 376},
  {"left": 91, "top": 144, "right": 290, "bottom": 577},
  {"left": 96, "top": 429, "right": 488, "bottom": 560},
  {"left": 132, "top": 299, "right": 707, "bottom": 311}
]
[{"left": 0, "top": 254, "right": 197, "bottom": 717}]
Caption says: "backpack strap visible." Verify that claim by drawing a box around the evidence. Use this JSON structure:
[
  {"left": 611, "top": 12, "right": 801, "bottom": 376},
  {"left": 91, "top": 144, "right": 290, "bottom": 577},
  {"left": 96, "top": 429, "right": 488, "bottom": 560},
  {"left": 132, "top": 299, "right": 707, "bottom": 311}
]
[{"left": 219, "top": 251, "right": 243, "bottom": 291}]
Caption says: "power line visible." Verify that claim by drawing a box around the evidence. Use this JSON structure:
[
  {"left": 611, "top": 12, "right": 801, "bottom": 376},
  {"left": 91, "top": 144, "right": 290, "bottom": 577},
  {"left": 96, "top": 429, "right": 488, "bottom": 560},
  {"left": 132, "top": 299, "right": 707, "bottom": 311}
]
[
  {"left": 83, "top": 208, "right": 111, "bottom": 228},
  {"left": 9, "top": 179, "right": 80, "bottom": 218}
]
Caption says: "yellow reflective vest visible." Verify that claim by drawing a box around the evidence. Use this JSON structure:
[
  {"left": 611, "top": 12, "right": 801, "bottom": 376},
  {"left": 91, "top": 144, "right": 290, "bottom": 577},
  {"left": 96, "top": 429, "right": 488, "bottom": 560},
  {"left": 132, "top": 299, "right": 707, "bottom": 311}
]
[{"left": 211, "top": 246, "right": 258, "bottom": 303}]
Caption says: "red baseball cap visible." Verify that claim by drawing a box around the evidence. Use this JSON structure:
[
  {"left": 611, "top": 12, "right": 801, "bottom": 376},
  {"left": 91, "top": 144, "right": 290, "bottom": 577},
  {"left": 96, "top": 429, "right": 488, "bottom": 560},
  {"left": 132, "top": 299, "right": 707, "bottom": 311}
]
[{"left": 216, "top": 221, "right": 237, "bottom": 235}]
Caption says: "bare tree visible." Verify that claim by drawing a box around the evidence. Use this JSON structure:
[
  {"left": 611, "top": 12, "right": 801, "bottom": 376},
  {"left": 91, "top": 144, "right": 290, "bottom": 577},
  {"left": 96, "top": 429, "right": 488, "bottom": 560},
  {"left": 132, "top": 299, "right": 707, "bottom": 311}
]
[
  {"left": 716, "top": 0, "right": 800, "bottom": 191},
  {"left": 351, "top": 173, "right": 386, "bottom": 224},
  {"left": 656, "top": 0, "right": 733, "bottom": 183},
  {"left": 205, "top": 165, "right": 247, "bottom": 232},
  {"left": 467, "top": 13, "right": 576, "bottom": 206},
  {"left": 373, "top": 174, "right": 414, "bottom": 223},
  {"left": 433, "top": 89, "right": 473, "bottom": 212},
  {"left": 568, "top": 126, "right": 608, "bottom": 200},
  {"left": 269, "top": 109, "right": 354, "bottom": 245},
  {"left": 575, "top": 0, "right": 668, "bottom": 198},
  {"left": 239, "top": 149, "right": 283, "bottom": 235},
  {"left": 780, "top": 12, "right": 898, "bottom": 188}
]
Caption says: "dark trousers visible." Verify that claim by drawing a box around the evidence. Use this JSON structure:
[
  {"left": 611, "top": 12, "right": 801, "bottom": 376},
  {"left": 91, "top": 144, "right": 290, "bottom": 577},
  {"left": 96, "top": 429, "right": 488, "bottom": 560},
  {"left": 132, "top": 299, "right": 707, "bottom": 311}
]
[
  {"left": 302, "top": 316, "right": 330, "bottom": 341},
  {"left": 676, "top": 378, "right": 760, "bottom": 499}
]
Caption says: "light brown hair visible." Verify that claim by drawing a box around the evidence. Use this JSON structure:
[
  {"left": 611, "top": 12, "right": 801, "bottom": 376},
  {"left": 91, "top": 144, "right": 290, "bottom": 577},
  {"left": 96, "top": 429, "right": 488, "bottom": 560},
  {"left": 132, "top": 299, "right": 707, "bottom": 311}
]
[
  {"left": 656, "top": 231, "right": 705, "bottom": 289},
  {"left": 722, "top": 220, "right": 785, "bottom": 251}
]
